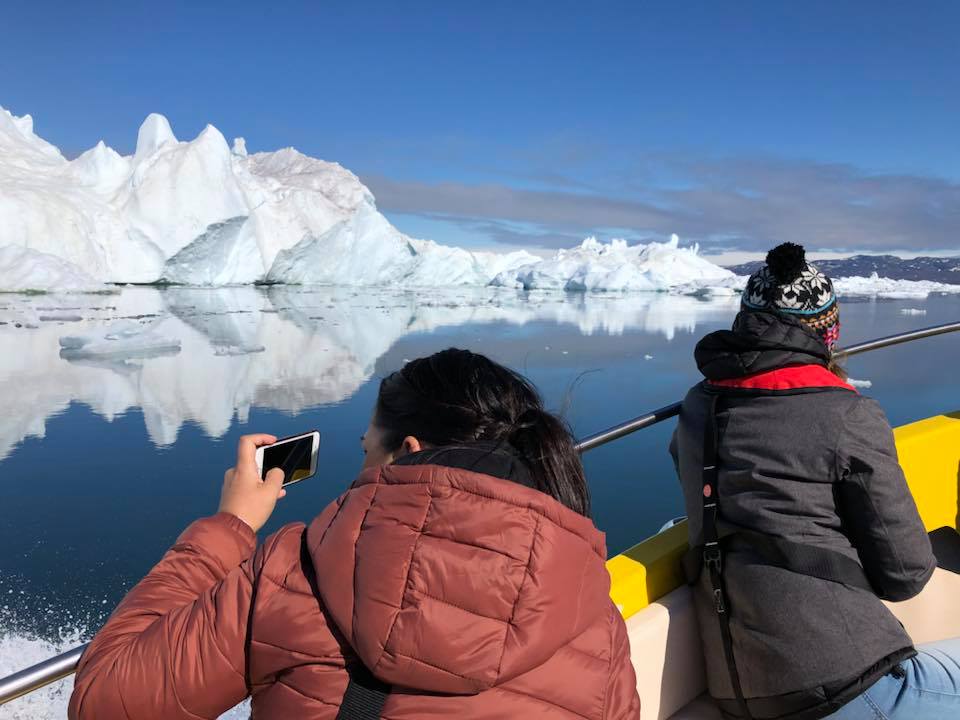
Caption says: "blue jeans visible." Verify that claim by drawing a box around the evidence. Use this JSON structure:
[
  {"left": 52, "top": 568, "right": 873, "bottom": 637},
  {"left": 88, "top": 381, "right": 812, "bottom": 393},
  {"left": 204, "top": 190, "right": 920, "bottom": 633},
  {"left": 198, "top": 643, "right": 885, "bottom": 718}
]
[{"left": 824, "top": 638, "right": 960, "bottom": 719}]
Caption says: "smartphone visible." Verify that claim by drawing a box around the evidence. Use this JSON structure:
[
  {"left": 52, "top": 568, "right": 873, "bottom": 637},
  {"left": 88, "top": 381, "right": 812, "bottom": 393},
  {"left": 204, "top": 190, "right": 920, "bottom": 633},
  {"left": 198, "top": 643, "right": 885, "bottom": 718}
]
[{"left": 254, "top": 431, "right": 320, "bottom": 487}]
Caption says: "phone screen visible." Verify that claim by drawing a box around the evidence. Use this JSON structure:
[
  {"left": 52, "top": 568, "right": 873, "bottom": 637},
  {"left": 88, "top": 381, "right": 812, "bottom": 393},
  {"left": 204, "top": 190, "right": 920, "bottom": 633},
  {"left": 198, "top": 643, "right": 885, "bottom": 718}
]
[{"left": 261, "top": 435, "right": 315, "bottom": 485}]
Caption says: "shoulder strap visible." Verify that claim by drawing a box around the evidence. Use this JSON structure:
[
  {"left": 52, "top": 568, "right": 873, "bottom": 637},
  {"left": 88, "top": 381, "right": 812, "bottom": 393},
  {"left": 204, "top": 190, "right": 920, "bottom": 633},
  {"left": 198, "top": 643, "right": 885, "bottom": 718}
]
[
  {"left": 698, "top": 394, "right": 754, "bottom": 720},
  {"left": 336, "top": 664, "right": 390, "bottom": 720},
  {"left": 687, "top": 393, "right": 877, "bottom": 719},
  {"left": 299, "top": 530, "right": 392, "bottom": 719}
]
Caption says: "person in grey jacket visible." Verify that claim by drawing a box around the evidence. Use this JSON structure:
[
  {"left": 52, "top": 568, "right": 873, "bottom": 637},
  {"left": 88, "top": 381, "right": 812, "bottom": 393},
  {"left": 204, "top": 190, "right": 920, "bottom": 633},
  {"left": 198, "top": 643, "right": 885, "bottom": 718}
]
[{"left": 671, "top": 243, "right": 959, "bottom": 720}]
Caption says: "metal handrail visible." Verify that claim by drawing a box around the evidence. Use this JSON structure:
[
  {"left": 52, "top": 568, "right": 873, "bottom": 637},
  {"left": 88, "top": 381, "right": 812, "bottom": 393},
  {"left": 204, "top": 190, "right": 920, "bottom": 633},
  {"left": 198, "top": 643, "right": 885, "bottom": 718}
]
[
  {"left": 0, "top": 645, "right": 86, "bottom": 706},
  {"left": 574, "top": 320, "right": 960, "bottom": 453},
  {"left": 3, "top": 319, "right": 959, "bottom": 706}
]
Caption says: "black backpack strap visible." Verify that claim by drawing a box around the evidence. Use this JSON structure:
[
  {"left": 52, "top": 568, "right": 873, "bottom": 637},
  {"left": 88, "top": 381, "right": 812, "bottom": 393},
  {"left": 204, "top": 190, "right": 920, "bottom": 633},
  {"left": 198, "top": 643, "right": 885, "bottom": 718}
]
[
  {"left": 685, "top": 529, "right": 873, "bottom": 593},
  {"left": 699, "top": 394, "right": 753, "bottom": 720},
  {"left": 729, "top": 531, "right": 873, "bottom": 592},
  {"left": 336, "top": 664, "right": 390, "bottom": 720},
  {"left": 299, "top": 529, "right": 392, "bottom": 719}
]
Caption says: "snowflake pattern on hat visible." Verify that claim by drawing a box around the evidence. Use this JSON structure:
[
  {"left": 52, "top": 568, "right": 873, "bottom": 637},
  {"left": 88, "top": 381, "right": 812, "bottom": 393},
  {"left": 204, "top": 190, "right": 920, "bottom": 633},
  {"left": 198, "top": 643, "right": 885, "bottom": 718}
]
[
  {"left": 742, "top": 256, "right": 840, "bottom": 350},
  {"left": 744, "top": 265, "right": 835, "bottom": 313}
]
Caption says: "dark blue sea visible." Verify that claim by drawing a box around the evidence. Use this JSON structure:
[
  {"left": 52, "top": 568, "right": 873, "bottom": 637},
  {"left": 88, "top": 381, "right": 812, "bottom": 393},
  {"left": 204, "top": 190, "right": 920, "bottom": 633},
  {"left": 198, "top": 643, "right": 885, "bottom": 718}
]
[{"left": 1, "top": 286, "right": 958, "bottom": 718}]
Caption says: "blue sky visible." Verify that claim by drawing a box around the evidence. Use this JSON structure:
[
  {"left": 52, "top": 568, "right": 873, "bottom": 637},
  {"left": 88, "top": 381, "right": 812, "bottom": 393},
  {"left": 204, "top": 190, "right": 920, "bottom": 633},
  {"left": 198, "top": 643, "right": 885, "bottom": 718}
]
[{"left": 2, "top": 1, "right": 958, "bottom": 258}]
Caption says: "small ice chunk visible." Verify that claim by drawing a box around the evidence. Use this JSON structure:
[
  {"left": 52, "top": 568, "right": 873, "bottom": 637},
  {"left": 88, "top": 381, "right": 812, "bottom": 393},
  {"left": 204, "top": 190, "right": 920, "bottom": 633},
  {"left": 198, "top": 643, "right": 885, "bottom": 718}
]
[
  {"left": 900, "top": 308, "right": 927, "bottom": 316},
  {"left": 60, "top": 320, "right": 180, "bottom": 360},
  {"left": 848, "top": 378, "right": 873, "bottom": 388},
  {"left": 644, "top": 354, "right": 654, "bottom": 360}
]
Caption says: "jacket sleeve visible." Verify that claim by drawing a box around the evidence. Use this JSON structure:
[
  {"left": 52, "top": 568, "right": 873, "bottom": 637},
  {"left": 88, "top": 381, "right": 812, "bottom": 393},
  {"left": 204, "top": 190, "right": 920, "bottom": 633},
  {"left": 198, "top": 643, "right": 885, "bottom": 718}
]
[
  {"left": 68, "top": 513, "right": 259, "bottom": 720},
  {"left": 834, "top": 397, "right": 936, "bottom": 602},
  {"left": 604, "top": 606, "right": 641, "bottom": 719}
]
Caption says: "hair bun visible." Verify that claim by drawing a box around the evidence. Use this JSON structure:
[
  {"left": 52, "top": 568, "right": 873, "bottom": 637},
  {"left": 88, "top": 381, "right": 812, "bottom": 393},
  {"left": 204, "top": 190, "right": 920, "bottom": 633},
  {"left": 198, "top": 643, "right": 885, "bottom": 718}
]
[{"left": 765, "top": 242, "right": 807, "bottom": 283}]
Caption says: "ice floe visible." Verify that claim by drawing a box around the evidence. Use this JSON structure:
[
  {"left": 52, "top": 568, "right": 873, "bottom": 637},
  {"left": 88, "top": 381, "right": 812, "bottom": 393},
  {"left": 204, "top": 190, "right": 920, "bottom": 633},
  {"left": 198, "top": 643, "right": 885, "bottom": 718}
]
[{"left": 833, "top": 273, "right": 960, "bottom": 299}]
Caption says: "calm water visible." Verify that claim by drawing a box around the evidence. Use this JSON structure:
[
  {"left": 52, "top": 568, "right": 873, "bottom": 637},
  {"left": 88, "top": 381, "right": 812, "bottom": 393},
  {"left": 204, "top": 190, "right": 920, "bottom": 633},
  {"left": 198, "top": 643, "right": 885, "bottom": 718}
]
[{"left": 1, "top": 286, "right": 958, "bottom": 717}]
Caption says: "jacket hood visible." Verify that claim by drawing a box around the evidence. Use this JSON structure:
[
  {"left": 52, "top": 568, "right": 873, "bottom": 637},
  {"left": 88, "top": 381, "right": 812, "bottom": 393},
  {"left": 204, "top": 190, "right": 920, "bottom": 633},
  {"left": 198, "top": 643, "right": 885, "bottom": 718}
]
[
  {"left": 305, "top": 445, "right": 610, "bottom": 695},
  {"left": 695, "top": 310, "right": 831, "bottom": 381}
]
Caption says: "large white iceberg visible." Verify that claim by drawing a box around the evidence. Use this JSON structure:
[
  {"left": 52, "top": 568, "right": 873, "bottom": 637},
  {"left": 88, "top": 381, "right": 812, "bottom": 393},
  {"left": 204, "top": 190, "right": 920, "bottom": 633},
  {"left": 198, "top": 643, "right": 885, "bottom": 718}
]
[
  {"left": 0, "top": 106, "right": 735, "bottom": 293},
  {"left": 5, "top": 106, "right": 959, "bottom": 297},
  {"left": 0, "top": 107, "right": 540, "bottom": 290}
]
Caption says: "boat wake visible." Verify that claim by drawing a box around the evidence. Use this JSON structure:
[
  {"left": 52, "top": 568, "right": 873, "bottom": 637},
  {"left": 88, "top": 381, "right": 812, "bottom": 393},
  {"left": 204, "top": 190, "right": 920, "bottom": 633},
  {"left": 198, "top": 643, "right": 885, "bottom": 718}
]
[{"left": 0, "top": 630, "right": 250, "bottom": 719}]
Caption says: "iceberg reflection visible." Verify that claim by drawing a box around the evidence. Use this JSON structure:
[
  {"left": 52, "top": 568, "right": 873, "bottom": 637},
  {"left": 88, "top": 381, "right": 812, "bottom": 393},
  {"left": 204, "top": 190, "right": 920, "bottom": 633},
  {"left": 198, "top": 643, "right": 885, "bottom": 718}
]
[{"left": 0, "top": 286, "right": 739, "bottom": 459}]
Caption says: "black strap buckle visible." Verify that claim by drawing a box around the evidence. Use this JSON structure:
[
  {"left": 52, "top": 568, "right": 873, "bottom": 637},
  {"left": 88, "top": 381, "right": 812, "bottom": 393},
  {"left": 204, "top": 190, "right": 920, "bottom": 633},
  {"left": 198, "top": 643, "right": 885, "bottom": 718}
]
[{"left": 703, "top": 545, "right": 722, "bottom": 574}]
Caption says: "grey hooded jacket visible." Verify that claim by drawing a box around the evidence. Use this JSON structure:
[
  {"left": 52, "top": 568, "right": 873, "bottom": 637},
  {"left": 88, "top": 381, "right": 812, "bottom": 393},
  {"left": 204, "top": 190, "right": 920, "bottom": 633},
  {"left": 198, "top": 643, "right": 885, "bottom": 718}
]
[{"left": 670, "top": 311, "right": 936, "bottom": 720}]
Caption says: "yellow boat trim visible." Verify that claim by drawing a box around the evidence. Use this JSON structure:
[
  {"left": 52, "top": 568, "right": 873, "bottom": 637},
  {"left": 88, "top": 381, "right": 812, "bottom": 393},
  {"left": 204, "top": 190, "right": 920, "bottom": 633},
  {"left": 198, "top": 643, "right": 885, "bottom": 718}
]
[{"left": 607, "top": 411, "right": 960, "bottom": 620}]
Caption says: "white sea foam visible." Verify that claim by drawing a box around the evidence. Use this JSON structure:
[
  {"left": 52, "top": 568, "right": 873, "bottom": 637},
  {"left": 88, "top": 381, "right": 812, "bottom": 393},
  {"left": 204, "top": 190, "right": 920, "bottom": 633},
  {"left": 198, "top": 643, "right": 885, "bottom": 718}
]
[
  {"left": 0, "top": 631, "right": 84, "bottom": 720},
  {"left": 0, "top": 631, "right": 248, "bottom": 719}
]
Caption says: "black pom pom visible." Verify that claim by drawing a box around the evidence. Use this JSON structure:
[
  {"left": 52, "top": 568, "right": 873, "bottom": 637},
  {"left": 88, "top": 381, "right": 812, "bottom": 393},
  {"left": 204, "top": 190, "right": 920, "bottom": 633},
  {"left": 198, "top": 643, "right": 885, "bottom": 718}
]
[{"left": 765, "top": 242, "right": 807, "bottom": 284}]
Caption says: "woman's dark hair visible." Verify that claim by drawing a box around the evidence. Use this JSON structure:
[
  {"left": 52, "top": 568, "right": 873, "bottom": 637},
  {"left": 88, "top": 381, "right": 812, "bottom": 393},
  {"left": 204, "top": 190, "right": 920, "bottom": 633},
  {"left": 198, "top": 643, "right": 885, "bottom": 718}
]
[{"left": 374, "top": 348, "right": 590, "bottom": 517}]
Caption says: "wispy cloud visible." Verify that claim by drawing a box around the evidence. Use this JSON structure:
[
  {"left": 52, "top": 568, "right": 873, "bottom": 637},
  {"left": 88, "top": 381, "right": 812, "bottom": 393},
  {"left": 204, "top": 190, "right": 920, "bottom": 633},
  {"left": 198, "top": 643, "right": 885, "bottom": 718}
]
[{"left": 363, "top": 154, "right": 960, "bottom": 253}]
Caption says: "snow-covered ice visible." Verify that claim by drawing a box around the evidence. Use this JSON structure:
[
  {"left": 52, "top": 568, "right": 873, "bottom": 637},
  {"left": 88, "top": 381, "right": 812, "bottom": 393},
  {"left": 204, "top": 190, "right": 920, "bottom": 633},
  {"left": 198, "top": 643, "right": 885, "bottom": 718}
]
[
  {"left": 0, "top": 246, "right": 107, "bottom": 293},
  {"left": 492, "top": 235, "right": 738, "bottom": 292},
  {"left": 833, "top": 273, "right": 960, "bottom": 299}
]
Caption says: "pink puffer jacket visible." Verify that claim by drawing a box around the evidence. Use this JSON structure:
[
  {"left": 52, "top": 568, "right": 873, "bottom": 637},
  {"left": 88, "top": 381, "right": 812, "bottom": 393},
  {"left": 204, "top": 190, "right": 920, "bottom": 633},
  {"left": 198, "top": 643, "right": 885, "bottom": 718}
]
[{"left": 69, "top": 452, "right": 640, "bottom": 719}]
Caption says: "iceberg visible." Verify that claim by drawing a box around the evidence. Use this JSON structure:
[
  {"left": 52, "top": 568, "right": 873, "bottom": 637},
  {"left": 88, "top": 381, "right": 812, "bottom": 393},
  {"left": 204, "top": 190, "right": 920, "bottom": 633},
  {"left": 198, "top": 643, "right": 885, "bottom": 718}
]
[
  {"left": 0, "top": 106, "right": 736, "bottom": 293},
  {"left": 832, "top": 273, "right": 960, "bottom": 299},
  {"left": 0, "top": 107, "right": 539, "bottom": 290},
  {"left": 492, "top": 235, "right": 738, "bottom": 292},
  {"left": 4, "top": 106, "right": 959, "bottom": 297}
]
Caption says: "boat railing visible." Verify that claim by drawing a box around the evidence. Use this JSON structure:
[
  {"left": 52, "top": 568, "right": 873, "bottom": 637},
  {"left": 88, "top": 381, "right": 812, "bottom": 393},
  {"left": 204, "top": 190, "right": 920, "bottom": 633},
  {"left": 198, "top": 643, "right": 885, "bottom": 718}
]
[
  {"left": 574, "top": 320, "right": 960, "bottom": 452},
  {"left": 2, "top": 319, "right": 959, "bottom": 706}
]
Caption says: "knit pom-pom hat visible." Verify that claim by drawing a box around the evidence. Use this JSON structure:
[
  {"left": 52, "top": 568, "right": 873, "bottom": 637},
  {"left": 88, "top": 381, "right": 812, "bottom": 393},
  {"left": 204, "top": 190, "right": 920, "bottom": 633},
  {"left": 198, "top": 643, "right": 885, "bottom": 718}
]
[{"left": 742, "top": 242, "right": 841, "bottom": 350}]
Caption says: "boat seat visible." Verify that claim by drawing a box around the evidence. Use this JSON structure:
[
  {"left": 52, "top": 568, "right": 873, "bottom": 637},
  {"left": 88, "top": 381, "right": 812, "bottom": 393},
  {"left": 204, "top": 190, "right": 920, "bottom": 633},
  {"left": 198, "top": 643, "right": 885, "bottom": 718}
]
[
  {"left": 627, "top": 536, "right": 960, "bottom": 718},
  {"left": 625, "top": 585, "right": 717, "bottom": 719}
]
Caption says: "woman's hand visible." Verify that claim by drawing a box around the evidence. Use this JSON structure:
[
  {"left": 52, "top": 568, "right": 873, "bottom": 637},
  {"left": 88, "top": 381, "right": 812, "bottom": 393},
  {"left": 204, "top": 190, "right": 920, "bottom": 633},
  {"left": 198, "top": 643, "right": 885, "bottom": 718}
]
[{"left": 218, "top": 434, "right": 286, "bottom": 532}]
